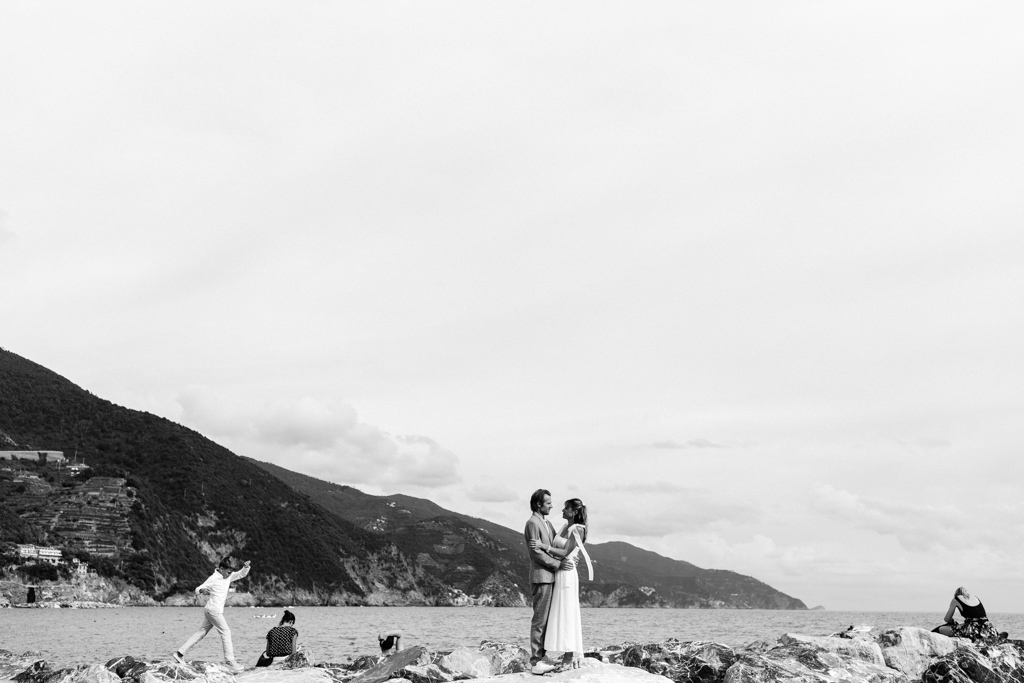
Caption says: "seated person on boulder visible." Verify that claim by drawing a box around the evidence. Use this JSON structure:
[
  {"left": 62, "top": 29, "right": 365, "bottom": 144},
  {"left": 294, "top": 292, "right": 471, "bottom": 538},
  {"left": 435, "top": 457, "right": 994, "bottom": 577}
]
[
  {"left": 256, "top": 610, "right": 299, "bottom": 667},
  {"left": 934, "top": 587, "right": 1000, "bottom": 641},
  {"left": 378, "top": 630, "right": 404, "bottom": 656}
]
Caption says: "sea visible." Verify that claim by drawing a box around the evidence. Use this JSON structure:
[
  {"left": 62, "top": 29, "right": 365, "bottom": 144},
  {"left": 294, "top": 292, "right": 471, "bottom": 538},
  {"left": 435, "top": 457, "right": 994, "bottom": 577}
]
[{"left": 3, "top": 607, "right": 1024, "bottom": 670}]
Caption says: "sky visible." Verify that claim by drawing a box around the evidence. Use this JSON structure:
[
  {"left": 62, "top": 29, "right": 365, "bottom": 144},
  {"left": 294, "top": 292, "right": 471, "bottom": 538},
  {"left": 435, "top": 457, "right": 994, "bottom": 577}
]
[{"left": 2, "top": 2, "right": 1024, "bottom": 613}]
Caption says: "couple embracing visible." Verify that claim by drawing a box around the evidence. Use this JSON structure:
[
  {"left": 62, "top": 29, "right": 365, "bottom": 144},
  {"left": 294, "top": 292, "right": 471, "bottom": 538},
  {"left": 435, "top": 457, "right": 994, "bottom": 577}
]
[{"left": 524, "top": 489, "right": 593, "bottom": 675}]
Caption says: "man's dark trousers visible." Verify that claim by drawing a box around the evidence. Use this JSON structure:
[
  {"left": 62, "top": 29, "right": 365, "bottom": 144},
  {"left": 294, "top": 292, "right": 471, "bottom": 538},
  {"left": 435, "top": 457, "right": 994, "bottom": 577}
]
[{"left": 530, "top": 582, "right": 553, "bottom": 664}]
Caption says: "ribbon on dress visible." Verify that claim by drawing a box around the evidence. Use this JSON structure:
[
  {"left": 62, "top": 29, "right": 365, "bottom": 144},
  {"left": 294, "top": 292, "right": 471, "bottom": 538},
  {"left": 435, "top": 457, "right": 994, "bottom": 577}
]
[{"left": 571, "top": 526, "right": 594, "bottom": 581}]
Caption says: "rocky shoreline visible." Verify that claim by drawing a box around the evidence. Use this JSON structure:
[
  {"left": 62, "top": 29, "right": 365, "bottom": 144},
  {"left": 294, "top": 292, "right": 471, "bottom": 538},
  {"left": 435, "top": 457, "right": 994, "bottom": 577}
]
[{"left": 4, "top": 624, "right": 1024, "bottom": 683}]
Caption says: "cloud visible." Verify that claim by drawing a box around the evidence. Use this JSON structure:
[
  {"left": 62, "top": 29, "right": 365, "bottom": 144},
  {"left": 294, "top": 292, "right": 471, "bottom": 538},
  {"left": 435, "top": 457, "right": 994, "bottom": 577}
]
[
  {"left": 466, "top": 484, "right": 519, "bottom": 503},
  {"left": 0, "top": 209, "right": 13, "bottom": 244},
  {"left": 596, "top": 485, "right": 760, "bottom": 536},
  {"left": 811, "top": 483, "right": 962, "bottom": 552},
  {"left": 897, "top": 437, "right": 952, "bottom": 449},
  {"left": 650, "top": 438, "right": 728, "bottom": 450},
  {"left": 177, "top": 391, "right": 460, "bottom": 489}
]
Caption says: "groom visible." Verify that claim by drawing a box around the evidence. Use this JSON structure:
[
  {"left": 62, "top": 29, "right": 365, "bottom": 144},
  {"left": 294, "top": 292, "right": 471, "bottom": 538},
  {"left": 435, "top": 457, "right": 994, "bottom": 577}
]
[{"left": 524, "top": 488, "right": 575, "bottom": 675}]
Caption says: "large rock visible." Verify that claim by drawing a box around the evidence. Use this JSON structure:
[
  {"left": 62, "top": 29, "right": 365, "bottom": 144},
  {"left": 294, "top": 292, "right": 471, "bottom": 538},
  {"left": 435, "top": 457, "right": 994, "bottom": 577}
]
[
  {"left": 876, "top": 628, "right": 960, "bottom": 678},
  {"left": 922, "top": 640, "right": 1024, "bottom": 683},
  {"left": 346, "top": 647, "right": 426, "bottom": 683},
  {"left": 467, "top": 658, "right": 672, "bottom": 683},
  {"left": 437, "top": 649, "right": 498, "bottom": 679},
  {"left": 1, "top": 651, "right": 47, "bottom": 681},
  {"left": 477, "top": 642, "right": 529, "bottom": 675},
  {"left": 725, "top": 636, "right": 909, "bottom": 683},
  {"left": 15, "top": 664, "right": 120, "bottom": 683},
  {"left": 779, "top": 634, "right": 887, "bottom": 667},
  {"left": 398, "top": 663, "right": 452, "bottom": 683},
  {"left": 236, "top": 670, "right": 336, "bottom": 683},
  {"left": 617, "top": 640, "right": 736, "bottom": 683}
]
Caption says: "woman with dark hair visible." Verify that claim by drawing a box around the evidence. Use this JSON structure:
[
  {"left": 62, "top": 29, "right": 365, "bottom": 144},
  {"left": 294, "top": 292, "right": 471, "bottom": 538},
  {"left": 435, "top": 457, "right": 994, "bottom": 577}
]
[
  {"left": 933, "top": 587, "right": 1001, "bottom": 642},
  {"left": 528, "top": 498, "right": 593, "bottom": 671},
  {"left": 378, "top": 630, "right": 404, "bottom": 656},
  {"left": 256, "top": 610, "right": 299, "bottom": 667}
]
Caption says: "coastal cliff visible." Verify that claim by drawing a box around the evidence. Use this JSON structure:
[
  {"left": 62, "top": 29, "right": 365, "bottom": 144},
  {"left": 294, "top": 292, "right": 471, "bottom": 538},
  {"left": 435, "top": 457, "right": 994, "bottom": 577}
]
[{"left": 2, "top": 625, "right": 1022, "bottom": 683}]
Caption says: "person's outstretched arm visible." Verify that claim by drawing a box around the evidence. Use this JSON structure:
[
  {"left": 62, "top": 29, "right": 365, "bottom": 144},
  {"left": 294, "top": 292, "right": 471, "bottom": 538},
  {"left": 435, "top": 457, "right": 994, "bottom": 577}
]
[{"left": 228, "top": 560, "right": 251, "bottom": 582}]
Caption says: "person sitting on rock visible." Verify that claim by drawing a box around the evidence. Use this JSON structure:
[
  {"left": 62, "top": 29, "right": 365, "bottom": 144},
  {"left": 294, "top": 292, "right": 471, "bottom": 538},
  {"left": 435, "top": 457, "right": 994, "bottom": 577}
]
[
  {"left": 934, "top": 587, "right": 1001, "bottom": 641},
  {"left": 256, "top": 610, "right": 299, "bottom": 667},
  {"left": 378, "top": 630, "right": 404, "bottom": 656}
]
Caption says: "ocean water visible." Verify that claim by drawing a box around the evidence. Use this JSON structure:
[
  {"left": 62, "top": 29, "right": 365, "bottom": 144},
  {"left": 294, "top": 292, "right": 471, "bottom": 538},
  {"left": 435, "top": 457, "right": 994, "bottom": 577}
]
[{"left": 3, "top": 607, "right": 1024, "bottom": 670}]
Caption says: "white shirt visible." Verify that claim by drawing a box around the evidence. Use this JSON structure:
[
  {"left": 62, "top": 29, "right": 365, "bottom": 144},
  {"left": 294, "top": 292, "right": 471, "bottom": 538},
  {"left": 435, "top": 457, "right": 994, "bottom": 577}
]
[{"left": 195, "top": 566, "right": 250, "bottom": 613}]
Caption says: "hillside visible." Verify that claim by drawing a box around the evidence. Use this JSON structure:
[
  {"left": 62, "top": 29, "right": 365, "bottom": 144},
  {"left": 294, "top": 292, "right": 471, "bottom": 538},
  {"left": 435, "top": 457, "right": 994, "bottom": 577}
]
[
  {"left": 0, "top": 347, "right": 805, "bottom": 609},
  {"left": 249, "top": 460, "right": 806, "bottom": 609},
  {"left": 0, "top": 348, "right": 444, "bottom": 604}
]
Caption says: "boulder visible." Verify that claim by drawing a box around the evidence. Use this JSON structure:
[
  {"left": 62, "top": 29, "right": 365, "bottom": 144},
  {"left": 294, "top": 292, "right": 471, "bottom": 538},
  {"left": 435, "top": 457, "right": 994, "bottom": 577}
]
[
  {"left": 725, "top": 637, "right": 909, "bottom": 683},
  {"left": 477, "top": 642, "right": 529, "bottom": 675},
  {"left": 922, "top": 640, "right": 1024, "bottom": 683},
  {"left": 281, "top": 650, "right": 316, "bottom": 670},
  {"left": 1, "top": 651, "right": 48, "bottom": 681},
  {"left": 15, "top": 664, "right": 121, "bottom": 683},
  {"left": 464, "top": 658, "right": 673, "bottom": 683},
  {"left": 399, "top": 663, "right": 452, "bottom": 683},
  {"left": 437, "top": 649, "right": 498, "bottom": 679},
  {"left": 235, "top": 670, "right": 337, "bottom": 683},
  {"left": 875, "top": 628, "right": 960, "bottom": 678},
  {"left": 617, "top": 640, "right": 736, "bottom": 683},
  {"left": 779, "top": 634, "right": 886, "bottom": 667},
  {"left": 346, "top": 647, "right": 426, "bottom": 683}
]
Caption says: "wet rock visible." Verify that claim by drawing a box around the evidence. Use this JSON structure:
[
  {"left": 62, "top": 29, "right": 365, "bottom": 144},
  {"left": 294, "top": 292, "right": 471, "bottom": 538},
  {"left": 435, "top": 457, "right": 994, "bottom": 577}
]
[
  {"left": 618, "top": 639, "right": 736, "bottom": 683},
  {"left": 875, "top": 628, "right": 959, "bottom": 678},
  {"left": 477, "top": 642, "right": 529, "bottom": 675}
]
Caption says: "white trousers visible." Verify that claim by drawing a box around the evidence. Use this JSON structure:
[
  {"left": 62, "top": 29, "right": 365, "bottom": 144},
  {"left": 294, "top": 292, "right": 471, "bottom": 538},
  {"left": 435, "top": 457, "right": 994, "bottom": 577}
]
[{"left": 180, "top": 609, "right": 235, "bottom": 662}]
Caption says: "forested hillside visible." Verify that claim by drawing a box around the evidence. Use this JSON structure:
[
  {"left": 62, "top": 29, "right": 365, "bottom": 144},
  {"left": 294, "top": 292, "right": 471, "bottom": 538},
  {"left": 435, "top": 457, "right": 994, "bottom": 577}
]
[{"left": 0, "top": 347, "right": 805, "bottom": 609}]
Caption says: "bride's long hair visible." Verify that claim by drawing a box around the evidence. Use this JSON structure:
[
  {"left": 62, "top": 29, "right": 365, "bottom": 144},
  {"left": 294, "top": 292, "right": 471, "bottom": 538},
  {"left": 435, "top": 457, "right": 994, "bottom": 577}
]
[{"left": 565, "top": 499, "right": 588, "bottom": 543}]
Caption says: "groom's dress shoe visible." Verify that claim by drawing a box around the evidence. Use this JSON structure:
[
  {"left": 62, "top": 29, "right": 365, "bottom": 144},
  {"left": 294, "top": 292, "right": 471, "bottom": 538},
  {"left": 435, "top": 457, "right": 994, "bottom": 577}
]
[{"left": 531, "top": 662, "right": 555, "bottom": 675}]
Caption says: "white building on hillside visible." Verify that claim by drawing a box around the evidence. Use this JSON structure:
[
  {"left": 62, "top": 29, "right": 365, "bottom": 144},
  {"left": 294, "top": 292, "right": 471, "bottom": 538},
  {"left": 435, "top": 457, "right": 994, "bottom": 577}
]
[
  {"left": 16, "top": 545, "right": 64, "bottom": 565},
  {"left": 0, "top": 450, "right": 66, "bottom": 463}
]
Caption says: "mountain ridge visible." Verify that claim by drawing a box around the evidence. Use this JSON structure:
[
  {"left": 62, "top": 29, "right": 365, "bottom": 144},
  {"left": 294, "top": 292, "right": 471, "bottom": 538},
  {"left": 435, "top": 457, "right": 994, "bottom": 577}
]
[{"left": 0, "top": 347, "right": 805, "bottom": 609}]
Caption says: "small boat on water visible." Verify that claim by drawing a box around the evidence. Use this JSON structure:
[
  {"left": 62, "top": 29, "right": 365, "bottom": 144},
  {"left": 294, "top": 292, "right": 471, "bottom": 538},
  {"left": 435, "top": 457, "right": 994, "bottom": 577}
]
[{"left": 253, "top": 613, "right": 278, "bottom": 619}]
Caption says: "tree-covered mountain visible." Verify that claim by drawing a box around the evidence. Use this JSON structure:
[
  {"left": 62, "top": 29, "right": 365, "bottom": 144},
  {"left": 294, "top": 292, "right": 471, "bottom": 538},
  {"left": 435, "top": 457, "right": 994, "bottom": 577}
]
[
  {"left": 249, "top": 460, "right": 806, "bottom": 609},
  {"left": 0, "top": 348, "right": 443, "bottom": 604},
  {"left": 0, "top": 347, "right": 805, "bottom": 609}
]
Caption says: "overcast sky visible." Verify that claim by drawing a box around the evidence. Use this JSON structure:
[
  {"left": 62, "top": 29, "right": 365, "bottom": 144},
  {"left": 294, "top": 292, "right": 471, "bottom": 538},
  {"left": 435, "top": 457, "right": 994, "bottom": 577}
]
[{"left": 3, "top": 2, "right": 1024, "bottom": 613}]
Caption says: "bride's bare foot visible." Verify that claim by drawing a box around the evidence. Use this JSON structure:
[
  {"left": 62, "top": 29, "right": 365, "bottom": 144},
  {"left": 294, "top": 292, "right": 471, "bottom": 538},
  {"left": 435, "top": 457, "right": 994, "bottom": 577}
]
[{"left": 571, "top": 654, "right": 582, "bottom": 669}]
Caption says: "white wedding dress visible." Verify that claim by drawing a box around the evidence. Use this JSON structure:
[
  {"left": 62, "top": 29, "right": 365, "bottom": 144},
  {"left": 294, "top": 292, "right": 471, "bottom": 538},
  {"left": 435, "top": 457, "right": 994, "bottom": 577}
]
[{"left": 544, "top": 524, "right": 584, "bottom": 654}]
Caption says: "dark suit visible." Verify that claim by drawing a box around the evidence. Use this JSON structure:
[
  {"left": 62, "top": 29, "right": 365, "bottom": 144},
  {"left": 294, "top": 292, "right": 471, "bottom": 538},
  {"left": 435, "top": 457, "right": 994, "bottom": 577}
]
[{"left": 524, "top": 512, "right": 560, "bottom": 664}]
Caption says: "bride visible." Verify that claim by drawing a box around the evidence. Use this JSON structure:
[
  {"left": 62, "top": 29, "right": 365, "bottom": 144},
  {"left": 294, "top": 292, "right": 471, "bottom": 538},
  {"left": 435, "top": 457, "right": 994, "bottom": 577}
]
[{"left": 529, "top": 498, "right": 593, "bottom": 670}]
